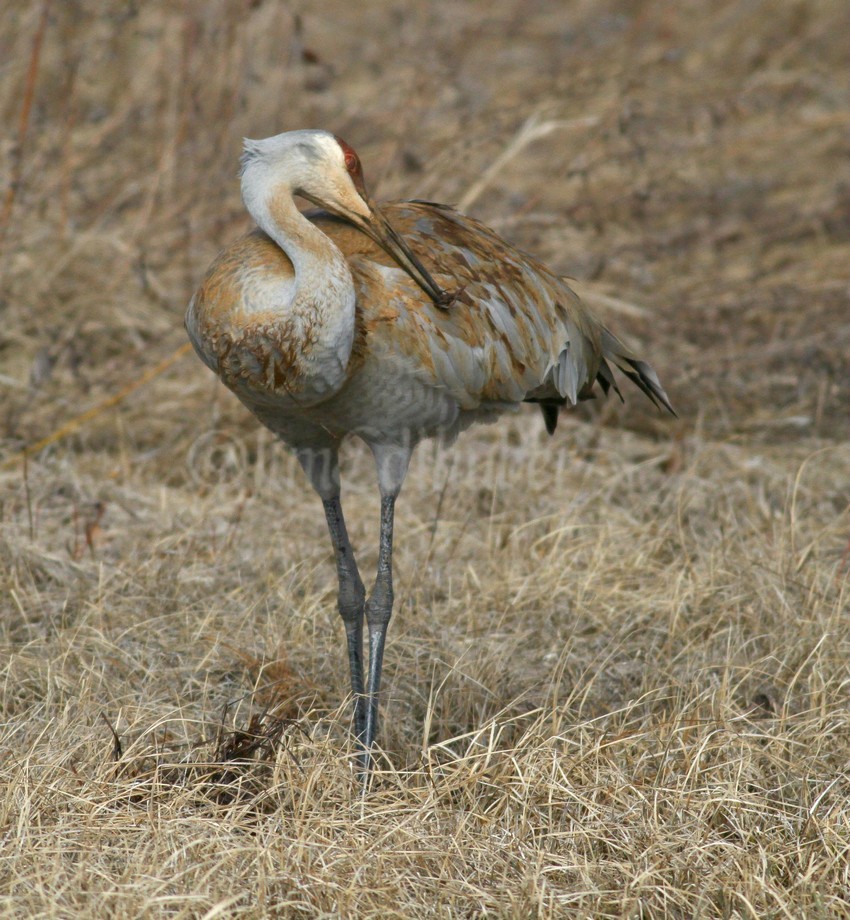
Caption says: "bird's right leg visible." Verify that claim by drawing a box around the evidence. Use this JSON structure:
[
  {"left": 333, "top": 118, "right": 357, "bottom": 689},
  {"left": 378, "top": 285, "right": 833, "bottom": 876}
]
[
  {"left": 321, "top": 495, "right": 367, "bottom": 745},
  {"left": 295, "top": 447, "right": 367, "bottom": 752}
]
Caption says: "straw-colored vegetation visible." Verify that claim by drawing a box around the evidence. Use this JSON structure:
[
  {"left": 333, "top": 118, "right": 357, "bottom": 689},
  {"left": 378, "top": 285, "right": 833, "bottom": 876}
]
[{"left": 2, "top": 1, "right": 848, "bottom": 916}]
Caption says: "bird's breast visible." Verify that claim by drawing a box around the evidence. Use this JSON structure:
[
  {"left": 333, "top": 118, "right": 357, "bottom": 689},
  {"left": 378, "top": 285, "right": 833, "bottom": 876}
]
[{"left": 186, "top": 231, "right": 353, "bottom": 409}]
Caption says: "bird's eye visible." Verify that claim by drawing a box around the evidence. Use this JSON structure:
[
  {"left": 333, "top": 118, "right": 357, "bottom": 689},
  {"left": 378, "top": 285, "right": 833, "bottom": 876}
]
[{"left": 344, "top": 151, "right": 358, "bottom": 172}]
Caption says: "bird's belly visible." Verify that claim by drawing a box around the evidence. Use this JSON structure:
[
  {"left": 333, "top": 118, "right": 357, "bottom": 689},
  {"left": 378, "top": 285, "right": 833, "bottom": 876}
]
[
  {"left": 329, "top": 368, "right": 461, "bottom": 444},
  {"left": 246, "top": 365, "right": 463, "bottom": 450}
]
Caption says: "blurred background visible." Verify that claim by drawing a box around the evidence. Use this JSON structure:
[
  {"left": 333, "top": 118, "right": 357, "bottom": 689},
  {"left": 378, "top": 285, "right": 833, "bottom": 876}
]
[
  {"left": 2, "top": 3, "right": 850, "bottom": 914},
  {"left": 1, "top": 0, "right": 847, "bottom": 454}
]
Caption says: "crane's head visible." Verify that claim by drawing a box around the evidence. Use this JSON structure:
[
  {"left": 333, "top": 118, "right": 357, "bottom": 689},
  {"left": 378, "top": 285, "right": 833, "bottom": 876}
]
[{"left": 240, "top": 130, "right": 450, "bottom": 306}]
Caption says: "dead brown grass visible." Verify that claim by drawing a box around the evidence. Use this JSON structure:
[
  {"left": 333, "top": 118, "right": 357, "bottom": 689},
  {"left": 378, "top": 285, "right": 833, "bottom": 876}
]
[{"left": 1, "top": 1, "right": 849, "bottom": 917}]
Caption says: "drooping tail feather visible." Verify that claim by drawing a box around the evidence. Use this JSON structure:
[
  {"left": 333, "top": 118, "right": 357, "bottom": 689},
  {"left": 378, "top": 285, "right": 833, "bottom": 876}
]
[
  {"left": 527, "top": 327, "right": 674, "bottom": 434},
  {"left": 597, "top": 328, "right": 676, "bottom": 416}
]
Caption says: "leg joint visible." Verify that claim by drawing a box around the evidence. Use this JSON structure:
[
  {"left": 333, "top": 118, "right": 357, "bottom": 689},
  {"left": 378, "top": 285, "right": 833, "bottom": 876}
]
[
  {"left": 365, "top": 584, "right": 393, "bottom": 627},
  {"left": 338, "top": 582, "right": 365, "bottom": 624}
]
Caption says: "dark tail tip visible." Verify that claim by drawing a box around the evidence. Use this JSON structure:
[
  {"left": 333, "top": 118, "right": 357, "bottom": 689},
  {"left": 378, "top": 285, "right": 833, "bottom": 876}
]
[
  {"left": 599, "top": 329, "right": 676, "bottom": 416},
  {"left": 621, "top": 357, "right": 677, "bottom": 416}
]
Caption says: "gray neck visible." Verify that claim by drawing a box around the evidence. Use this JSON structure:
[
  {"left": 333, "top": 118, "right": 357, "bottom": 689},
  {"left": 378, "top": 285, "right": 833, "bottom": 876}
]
[
  {"left": 255, "top": 191, "right": 350, "bottom": 305},
  {"left": 239, "top": 178, "right": 357, "bottom": 402}
]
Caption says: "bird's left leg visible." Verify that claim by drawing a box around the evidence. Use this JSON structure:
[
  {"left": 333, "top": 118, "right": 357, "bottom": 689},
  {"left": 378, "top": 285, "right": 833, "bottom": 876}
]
[
  {"left": 362, "top": 443, "right": 412, "bottom": 779},
  {"left": 363, "top": 492, "right": 396, "bottom": 761}
]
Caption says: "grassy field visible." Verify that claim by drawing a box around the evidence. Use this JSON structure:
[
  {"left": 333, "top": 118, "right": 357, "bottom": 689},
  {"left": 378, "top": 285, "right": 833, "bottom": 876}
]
[{"left": 1, "top": 1, "right": 849, "bottom": 916}]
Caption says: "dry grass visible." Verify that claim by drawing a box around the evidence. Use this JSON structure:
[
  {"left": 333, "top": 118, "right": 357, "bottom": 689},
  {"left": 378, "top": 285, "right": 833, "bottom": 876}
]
[{"left": 1, "top": 1, "right": 849, "bottom": 916}]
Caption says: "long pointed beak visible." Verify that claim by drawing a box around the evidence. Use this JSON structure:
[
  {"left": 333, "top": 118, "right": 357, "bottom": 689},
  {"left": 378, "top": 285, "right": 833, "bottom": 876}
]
[
  {"left": 357, "top": 201, "right": 452, "bottom": 307},
  {"left": 300, "top": 190, "right": 455, "bottom": 308}
]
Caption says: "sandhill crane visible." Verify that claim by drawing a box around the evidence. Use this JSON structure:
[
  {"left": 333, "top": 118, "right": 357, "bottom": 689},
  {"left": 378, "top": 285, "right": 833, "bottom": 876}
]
[{"left": 186, "top": 129, "right": 674, "bottom": 782}]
